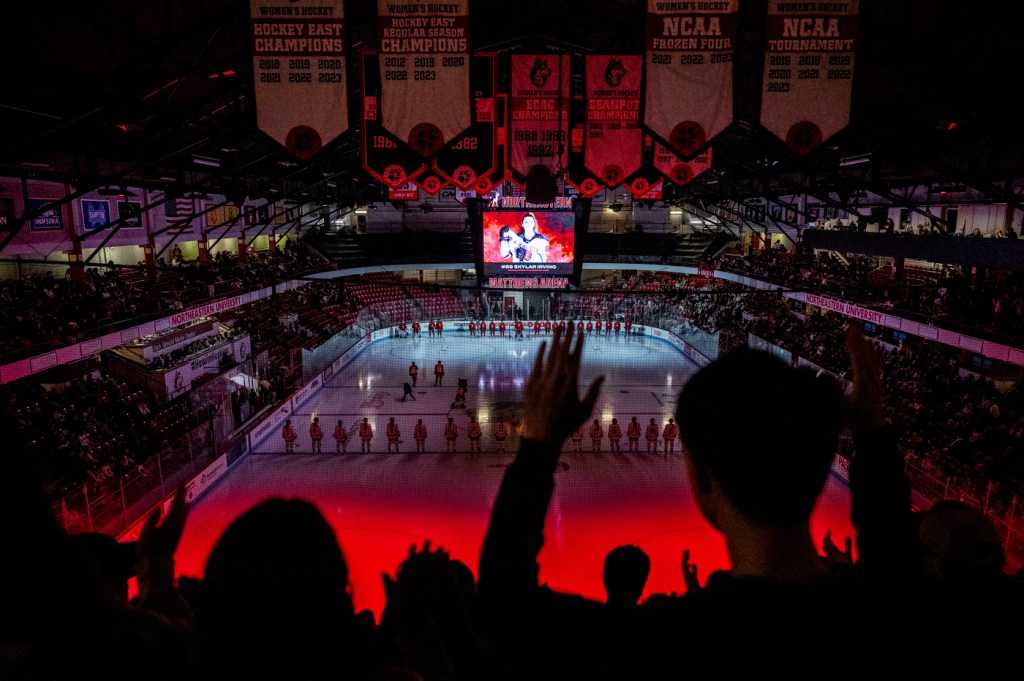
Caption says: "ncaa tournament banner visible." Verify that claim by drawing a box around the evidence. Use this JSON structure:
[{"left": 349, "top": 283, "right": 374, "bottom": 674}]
[
  {"left": 250, "top": 0, "right": 348, "bottom": 160},
  {"left": 362, "top": 53, "right": 428, "bottom": 188},
  {"left": 643, "top": 0, "right": 737, "bottom": 158},
  {"left": 377, "top": 0, "right": 471, "bottom": 157},
  {"left": 654, "top": 142, "right": 712, "bottom": 185},
  {"left": 760, "top": 0, "right": 859, "bottom": 155},
  {"left": 510, "top": 54, "right": 571, "bottom": 182},
  {"left": 584, "top": 55, "right": 643, "bottom": 190},
  {"left": 434, "top": 54, "right": 498, "bottom": 190}
]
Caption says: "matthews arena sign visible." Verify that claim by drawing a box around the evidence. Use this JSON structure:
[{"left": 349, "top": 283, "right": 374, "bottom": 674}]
[{"left": 487, "top": 276, "right": 568, "bottom": 289}]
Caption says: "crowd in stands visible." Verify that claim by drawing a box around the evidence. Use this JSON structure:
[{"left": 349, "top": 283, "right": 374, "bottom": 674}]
[
  {"left": 5, "top": 324, "right": 1022, "bottom": 680},
  {"left": 0, "top": 244, "right": 317, "bottom": 364},
  {"left": 715, "top": 248, "right": 1024, "bottom": 342}
]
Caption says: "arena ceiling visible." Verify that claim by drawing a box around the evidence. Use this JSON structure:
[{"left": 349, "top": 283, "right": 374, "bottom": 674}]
[{"left": 2, "top": 0, "right": 1023, "bottom": 219}]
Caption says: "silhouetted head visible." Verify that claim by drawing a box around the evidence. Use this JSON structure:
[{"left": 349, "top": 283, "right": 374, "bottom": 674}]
[
  {"left": 603, "top": 545, "right": 651, "bottom": 607},
  {"left": 676, "top": 348, "right": 843, "bottom": 527}
]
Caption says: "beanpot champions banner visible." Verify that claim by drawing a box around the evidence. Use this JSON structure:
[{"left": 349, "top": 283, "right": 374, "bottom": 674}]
[
  {"left": 250, "top": 0, "right": 348, "bottom": 160},
  {"left": 760, "top": 0, "right": 859, "bottom": 155},
  {"left": 510, "top": 54, "right": 571, "bottom": 181},
  {"left": 585, "top": 55, "right": 643, "bottom": 189},
  {"left": 377, "top": 0, "right": 471, "bottom": 157},
  {"left": 643, "top": 0, "right": 738, "bottom": 158}
]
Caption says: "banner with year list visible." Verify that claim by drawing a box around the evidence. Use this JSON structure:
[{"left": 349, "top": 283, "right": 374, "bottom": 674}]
[
  {"left": 643, "top": 0, "right": 737, "bottom": 158},
  {"left": 584, "top": 55, "right": 643, "bottom": 189},
  {"left": 250, "top": 0, "right": 348, "bottom": 160},
  {"left": 377, "top": 0, "right": 471, "bottom": 157},
  {"left": 510, "top": 54, "right": 571, "bottom": 182},
  {"left": 760, "top": 0, "right": 859, "bottom": 155}
]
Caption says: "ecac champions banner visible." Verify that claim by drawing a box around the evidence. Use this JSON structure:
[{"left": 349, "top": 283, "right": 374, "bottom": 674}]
[
  {"left": 250, "top": 0, "right": 348, "bottom": 160},
  {"left": 510, "top": 54, "right": 571, "bottom": 181},
  {"left": 377, "top": 0, "right": 471, "bottom": 157}
]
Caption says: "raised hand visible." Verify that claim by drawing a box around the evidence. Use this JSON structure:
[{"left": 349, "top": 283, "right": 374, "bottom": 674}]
[
  {"left": 822, "top": 529, "right": 854, "bottom": 566},
  {"left": 523, "top": 324, "right": 604, "bottom": 447},
  {"left": 681, "top": 549, "right": 701, "bottom": 593},
  {"left": 842, "top": 322, "right": 884, "bottom": 433}
]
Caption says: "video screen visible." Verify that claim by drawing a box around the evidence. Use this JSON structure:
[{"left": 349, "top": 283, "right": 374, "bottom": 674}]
[{"left": 481, "top": 210, "right": 575, "bottom": 277}]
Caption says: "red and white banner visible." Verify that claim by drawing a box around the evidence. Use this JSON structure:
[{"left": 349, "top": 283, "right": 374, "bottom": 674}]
[
  {"left": 388, "top": 182, "right": 419, "bottom": 201},
  {"left": 250, "top": 0, "right": 348, "bottom": 160},
  {"left": 654, "top": 142, "right": 713, "bottom": 185},
  {"left": 643, "top": 0, "right": 737, "bottom": 158},
  {"left": 377, "top": 0, "right": 471, "bottom": 157},
  {"left": 510, "top": 54, "right": 571, "bottom": 180},
  {"left": 584, "top": 55, "right": 643, "bottom": 189},
  {"left": 760, "top": 0, "right": 859, "bottom": 155}
]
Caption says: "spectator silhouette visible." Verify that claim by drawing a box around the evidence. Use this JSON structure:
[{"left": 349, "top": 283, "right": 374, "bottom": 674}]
[
  {"left": 189, "top": 497, "right": 382, "bottom": 680},
  {"left": 602, "top": 544, "right": 650, "bottom": 608},
  {"left": 379, "top": 541, "right": 497, "bottom": 681},
  {"left": 477, "top": 323, "right": 927, "bottom": 681}
]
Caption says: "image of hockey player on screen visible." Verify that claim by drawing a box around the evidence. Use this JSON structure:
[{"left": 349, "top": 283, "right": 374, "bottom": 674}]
[
  {"left": 483, "top": 209, "right": 574, "bottom": 276},
  {"left": 498, "top": 212, "right": 550, "bottom": 263}
]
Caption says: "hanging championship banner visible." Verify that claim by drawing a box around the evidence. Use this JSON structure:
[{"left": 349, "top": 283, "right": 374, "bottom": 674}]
[
  {"left": 760, "top": 0, "right": 859, "bottom": 155},
  {"left": 362, "top": 52, "right": 427, "bottom": 188},
  {"left": 434, "top": 54, "right": 498, "bottom": 190},
  {"left": 584, "top": 55, "right": 643, "bottom": 189},
  {"left": 643, "top": 0, "right": 737, "bottom": 158},
  {"left": 377, "top": 0, "right": 471, "bottom": 157},
  {"left": 510, "top": 54, "right": 571, "bottom": 182},
  {"left": 250, "top": 0, "right": 348, "bottom": 160},
  {"left": 654, "top": 142, "right": 713, "bottom": 185}
]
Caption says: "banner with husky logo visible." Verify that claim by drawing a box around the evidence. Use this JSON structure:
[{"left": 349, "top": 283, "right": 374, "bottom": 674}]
[
  {"left": 643, "top": 0, "right": 737, "bottom": 158},
  {"left": 250, "top": 0, "right": 348, "bottom": 160},
  {"left": 653, "top": 142, "right": 712, "bottom": 185},
  {"left": 377, "top": 0, "right": 471, "bottom": 157},
  {"left": 584, "top": 55, "right": 643, "bottom": 189},
  {"left": 760, "top": 0, "right": 859, "bottom": 155},
  {"left": 510, "top": 54, "right": 571, "bottom": 181}
]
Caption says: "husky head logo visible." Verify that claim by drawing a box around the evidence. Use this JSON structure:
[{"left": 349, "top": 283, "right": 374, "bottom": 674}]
[
  {"left": 604, "top": 58, "right": 627, "bottom": 87},
  {"left": 530, "top": 57, "right": 552, "bottom": 87}
]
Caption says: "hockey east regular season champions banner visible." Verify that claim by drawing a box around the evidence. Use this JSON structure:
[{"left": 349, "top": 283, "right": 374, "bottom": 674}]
[
  {"left": 644, "top": 0, "right": 737, "bottom": 158},
  {"left": 250, "top": 0, "right": 348, "bottom": 160},
  {"left": 377, "top": 0, "right": 471, "bottom": 157},
  {"left": 760, "top": 0, "right": 859, "bottom": 155},
  {"left": 585, "top": 55, "right": 643, "bottom": 189},
  {"left": 510, "top": 54, "right": 571, "bottom": 180}
]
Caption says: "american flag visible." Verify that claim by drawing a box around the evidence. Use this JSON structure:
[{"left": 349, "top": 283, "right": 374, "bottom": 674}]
[{"left": 164, "top": 195, "right": 195, "bottom": 218}]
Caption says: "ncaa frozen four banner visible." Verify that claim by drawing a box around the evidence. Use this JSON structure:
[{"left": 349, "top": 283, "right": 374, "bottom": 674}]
[
  {"left": 760, "top": 0, "right": 859, "bottom": 155},
  {"left": 585, "top": 55, "right": 643, "bottom": 189},
  {"left": 644, "top": 0, "right": 737, "bottom": 158},
  {"left": 250, "top": 0, "right": 348, "bottom": 160},
  {"left": 510, "top": 54, "right": 571, "bottom": 181},
  {"left": 377, "top": 0, "right": 471, "bottom": 157}
]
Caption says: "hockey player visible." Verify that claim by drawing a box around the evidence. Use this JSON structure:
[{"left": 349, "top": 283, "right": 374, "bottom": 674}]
[
  {"left": 414, "top": 418, "right": 427, "bottom": 453},
  {"left": 646, "top": 417, "right": 660, "bottom": 453},
  {"left": 334, "top": 419, "right": 348, "bottom": 454},
  {"left": 444, "top": 416, "right": 459, "bottom": 452},
  {"left": 282, "top": 418, "right": 297, "bottom": 454},
  {"left": 589, "top": 419, "right": 604, "bottom": 454},
  {"left": 309, "top": 416, "right": 324, "bottom": 454},
  {"left": 359, "top": 418, "right": 373, "bottom": 453},
  {"left": 626, "top": 416, "right": 641, "bottom": 452},
  {"left": 663, "top": 417, "right": 679, "bottom": 455},
  {"left": 467, "top": 416, "right": 482, "bottom": 454},
  {"left": 493, "top": 415, "right": 509, "bottom": 455},
  {"left": 386, "top": 417, "right": 401, "bottom": 453},
  {"left": 607, "top": 417, "right": 622, "bottom": 453}
]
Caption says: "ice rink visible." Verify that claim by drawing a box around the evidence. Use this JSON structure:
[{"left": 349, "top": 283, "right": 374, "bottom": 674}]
[{"left": 172, "top": 329, "right": 857, "bottom": 619}]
